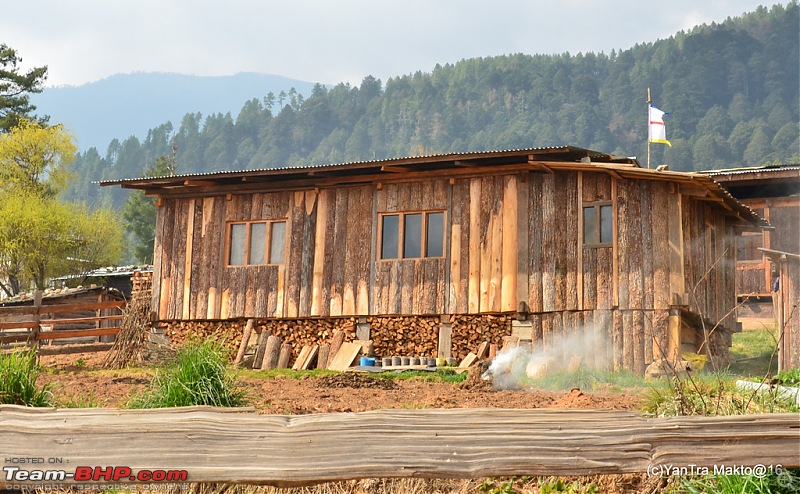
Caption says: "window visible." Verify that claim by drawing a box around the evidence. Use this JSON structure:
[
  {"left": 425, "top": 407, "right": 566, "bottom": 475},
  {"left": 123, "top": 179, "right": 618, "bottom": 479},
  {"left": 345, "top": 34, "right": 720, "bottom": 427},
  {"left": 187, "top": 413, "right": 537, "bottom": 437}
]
[
  {"left": 227, "top": 220, "right": 286, "bottom": 266},
  {"left": 380, "top": 211, "right": 445, "bottom": 260},
  {"left": 583, "top": 201, "right": 613, "bottom": 246}
]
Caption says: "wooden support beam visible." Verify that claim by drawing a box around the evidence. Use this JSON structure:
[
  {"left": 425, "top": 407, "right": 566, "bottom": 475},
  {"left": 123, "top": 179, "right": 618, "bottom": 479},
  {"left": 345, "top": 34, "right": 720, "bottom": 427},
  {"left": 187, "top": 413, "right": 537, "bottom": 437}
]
[
  {"left": 1, "top": 406, "right": 797, "bottom": 487},
  {"left": 183, "top": 180, "right": 217, "bottom": 187},
  {"left": 380, "top": 165, "right": 413, "bottom": 173},
  {"left": 528, "top": 161, "right": 555, "bottom": 174}
]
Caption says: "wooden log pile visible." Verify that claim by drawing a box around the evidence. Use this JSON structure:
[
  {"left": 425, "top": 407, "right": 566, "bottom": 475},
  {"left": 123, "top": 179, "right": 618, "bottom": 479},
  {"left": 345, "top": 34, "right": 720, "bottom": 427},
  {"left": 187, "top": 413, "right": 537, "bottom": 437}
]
[
  {"left": 131, "top": 271, "right": 153, "bottom": 298},
  {"left": 367, "top": 316, "right": 439, "bottom": 358},
  {"left": 258, "top": 318, "right": 357, "bottom": 358},
  {"left": 161, "top": 320, "right": 244, "bottom": 354},
  {"left": 450, "top": 314, "right": 512, "bottom": 360},
  {"left": 162, "top": 314, "right": 511, "bottom": 366}
]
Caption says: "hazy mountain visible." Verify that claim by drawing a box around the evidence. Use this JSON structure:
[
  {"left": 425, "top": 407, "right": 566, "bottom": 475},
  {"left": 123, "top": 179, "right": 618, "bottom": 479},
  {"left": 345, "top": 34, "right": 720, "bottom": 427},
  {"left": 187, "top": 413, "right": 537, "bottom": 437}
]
[{"left": 31, "top": 72, "right": 320, "bottom": 153}]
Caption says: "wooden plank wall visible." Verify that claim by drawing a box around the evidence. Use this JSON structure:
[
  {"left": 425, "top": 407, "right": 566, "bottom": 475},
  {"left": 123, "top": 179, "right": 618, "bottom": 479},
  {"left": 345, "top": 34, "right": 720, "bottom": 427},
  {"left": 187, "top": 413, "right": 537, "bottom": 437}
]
[
  {"left": 150, "top": 170, "right": 739, "bottom": 372},
  {"left": 681, "top": 198, "right": 738, "bottom": 334},
  {"left": 156, "top": 188, "right": 374, "bottom": 320}
]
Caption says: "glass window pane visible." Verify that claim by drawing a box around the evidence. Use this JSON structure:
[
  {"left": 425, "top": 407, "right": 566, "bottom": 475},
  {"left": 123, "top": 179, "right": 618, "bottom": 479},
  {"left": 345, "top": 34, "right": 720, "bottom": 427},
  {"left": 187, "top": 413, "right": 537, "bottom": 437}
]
[
  {"left": 249, "top": 222, "right": 266, "bottom": 265},
  {"left": 269, "top": 221, "right": 286, "bottom": 264},
  {"left": 229, "top": 223, "right": 246, "bottom": 265},
  {"left": 404, "top": 213, "right": 422, "bottom": 258},
  {"left": 583, "top": 207, "right": 596, "bottom": 244},
  {"left": 381, "top": 215, "right": 399, "bottom": 259},
  {"left": 426, "top": 212, "right": 444, "bottom": 257},
  {"left": 600, "top": 205, "right": 613, "bottom": 243}
]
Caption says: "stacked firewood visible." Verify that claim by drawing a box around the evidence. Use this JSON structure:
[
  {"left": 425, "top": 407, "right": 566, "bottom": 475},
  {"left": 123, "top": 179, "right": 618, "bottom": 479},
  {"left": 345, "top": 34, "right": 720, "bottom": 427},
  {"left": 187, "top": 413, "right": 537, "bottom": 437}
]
[
  {"left": 162, "top": 320, "right": 244, "bottom": 354},
  {"left": 450, "top": 314, "right": 512, "bottom": 359},
  {"left": 258, "top": 318, "right": 357, "bottom": 358},
  {"left": 368, "top": 316, "right": 439, "bottom": 358}
]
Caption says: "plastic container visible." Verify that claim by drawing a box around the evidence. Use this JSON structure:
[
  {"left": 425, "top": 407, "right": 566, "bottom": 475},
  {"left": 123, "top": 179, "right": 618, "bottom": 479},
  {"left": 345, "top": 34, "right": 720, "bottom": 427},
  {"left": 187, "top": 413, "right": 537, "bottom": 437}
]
[{"left": 360, "top": 357, "right": 375, "bottom": 367}]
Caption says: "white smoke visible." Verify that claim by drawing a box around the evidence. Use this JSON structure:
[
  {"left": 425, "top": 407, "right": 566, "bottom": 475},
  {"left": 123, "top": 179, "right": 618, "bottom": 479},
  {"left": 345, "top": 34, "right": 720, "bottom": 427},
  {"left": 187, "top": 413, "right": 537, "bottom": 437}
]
[{"left": 482, "top": 322, "right": 612, "bottom": 390}]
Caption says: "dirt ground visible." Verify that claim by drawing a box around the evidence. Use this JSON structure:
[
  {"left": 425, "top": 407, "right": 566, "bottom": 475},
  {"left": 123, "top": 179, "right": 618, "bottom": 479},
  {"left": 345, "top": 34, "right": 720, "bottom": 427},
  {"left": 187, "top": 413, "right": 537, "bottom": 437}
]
[
  {"left": 32, "top": 349, "right": 657, "bottom": 493},
  {"left": 37, "top": 349, "right": 643, "bottom": 413}
]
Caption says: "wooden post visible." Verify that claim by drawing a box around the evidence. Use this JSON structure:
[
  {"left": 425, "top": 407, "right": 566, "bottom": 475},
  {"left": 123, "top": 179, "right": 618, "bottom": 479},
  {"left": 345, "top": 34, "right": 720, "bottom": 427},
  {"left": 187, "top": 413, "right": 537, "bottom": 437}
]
[
  {"left": 438, "top": 321, "right": 452, "bottom": 359},
  {"left": 668, "top": 308, "right": 682, "bottom": 362},
  {"left": 356, "top": 319, "right": 370, "bottom": 341},
  {"left": 30, "top": 290, "right": 43, "bottom": 351}
]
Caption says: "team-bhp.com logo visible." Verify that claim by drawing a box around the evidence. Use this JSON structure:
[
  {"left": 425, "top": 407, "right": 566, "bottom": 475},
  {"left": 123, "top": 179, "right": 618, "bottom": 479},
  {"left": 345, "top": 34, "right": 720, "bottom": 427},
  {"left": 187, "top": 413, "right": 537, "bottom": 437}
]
[{"left": 4, "top": 465, "right": 188, "bottom": 482}]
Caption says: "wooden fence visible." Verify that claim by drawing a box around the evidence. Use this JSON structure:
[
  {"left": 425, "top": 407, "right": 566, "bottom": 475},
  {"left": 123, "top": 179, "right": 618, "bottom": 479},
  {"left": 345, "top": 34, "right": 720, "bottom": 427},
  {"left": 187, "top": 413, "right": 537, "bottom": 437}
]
[
  {"left": 1, "top": 406, "right": 798, "bottom": 486},
  {"left": 0, "top": 291, "right": 125, "bottom": 355}
]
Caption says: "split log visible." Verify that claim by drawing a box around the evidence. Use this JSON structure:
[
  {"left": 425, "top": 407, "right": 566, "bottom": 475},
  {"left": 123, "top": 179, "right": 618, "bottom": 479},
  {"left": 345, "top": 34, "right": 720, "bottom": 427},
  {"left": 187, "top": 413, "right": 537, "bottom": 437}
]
[
  {"left": 261, "top": 335, "right": 282, "bottom": 370},
  {"left": 234, "top": 319, "right": 255, "bottom": 367},
  {"left": 277, "top": 344, "right": 292, "bottom": 369},
  {"left": 253, "top": 329, "right": 271, "bottom": 369}
]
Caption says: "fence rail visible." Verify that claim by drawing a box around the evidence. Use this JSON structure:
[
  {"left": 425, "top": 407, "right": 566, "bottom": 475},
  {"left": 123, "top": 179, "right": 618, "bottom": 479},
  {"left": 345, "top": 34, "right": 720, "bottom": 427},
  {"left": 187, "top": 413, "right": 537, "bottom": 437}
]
[
  {"left": 0, "top": 291, "right": 126, "bottom": 352},
  {"left": 1, "top": 406, "right": 797, "bottom": 487}
]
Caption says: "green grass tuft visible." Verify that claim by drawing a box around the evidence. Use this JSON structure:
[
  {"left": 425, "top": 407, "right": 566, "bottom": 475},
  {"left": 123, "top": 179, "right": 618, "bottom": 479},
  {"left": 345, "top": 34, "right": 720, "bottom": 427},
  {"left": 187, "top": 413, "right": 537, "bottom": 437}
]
[
  {"left": 374, "top": 368, "right": 467, "bottom": 383},
  {"left": 0, "top": 349, "right": 53, "bottom": 407},
  {"left": 127, "top": 340, "right": 247, "bottom": 408},
  {"left": 523, "top": 367, "right": 645, "bottom": 392},
  {"left": 674, "top": 466, "right": 800, "bottom": 493}
]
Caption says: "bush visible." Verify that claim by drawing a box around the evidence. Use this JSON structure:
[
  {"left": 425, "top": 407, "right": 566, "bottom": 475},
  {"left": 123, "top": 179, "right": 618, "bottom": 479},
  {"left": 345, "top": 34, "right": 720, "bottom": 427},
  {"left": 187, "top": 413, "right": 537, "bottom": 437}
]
[
  {"left": 127, "top": 340, "right": 247, "bottom": 408},
  {"left": 0, "top": 349, "right": 52, "bottom": 407}
]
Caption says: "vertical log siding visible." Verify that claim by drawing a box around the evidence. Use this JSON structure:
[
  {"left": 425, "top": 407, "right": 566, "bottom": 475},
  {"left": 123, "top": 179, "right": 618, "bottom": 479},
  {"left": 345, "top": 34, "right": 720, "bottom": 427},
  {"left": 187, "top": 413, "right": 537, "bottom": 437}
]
[{"left": 152, "top": 171, "right": 739, "bottom": 371}]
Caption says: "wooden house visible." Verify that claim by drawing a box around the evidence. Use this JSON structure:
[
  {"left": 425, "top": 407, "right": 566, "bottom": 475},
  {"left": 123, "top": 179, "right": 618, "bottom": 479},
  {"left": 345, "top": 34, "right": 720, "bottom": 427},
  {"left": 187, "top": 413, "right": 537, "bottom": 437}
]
[
  {"left": 703, "top": 165, "right": 800, "bottom": 298},
  {"left": 102, "top": 146, "right": 766, "bottom": 372}
]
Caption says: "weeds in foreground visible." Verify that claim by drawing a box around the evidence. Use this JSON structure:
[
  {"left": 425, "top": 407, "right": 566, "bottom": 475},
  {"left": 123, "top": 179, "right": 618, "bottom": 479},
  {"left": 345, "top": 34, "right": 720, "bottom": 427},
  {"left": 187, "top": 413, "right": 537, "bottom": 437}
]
[
  {"left": 0, "top": 348, "right": 52, "bottom": 406},
  {"left": 673, "top": 466, "right": 799, "bottom": 493},
  {"left": 58, "top": 390, "right": 101, "bottom": 408},
  {"left": 643, "top": 372, "right": 799, "bottom": 417},
  {"left": 776, "top": 367, "right": 800, "bottom": 387},
  {"left": 127, "top": 340, "right": 247, "bottom": 408}
]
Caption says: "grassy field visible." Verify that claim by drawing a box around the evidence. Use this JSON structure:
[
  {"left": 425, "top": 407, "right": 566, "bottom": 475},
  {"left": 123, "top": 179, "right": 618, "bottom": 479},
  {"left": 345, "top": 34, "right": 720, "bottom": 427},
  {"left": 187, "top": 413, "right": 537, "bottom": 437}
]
[{"left": 727, "top": 326, "right": 780, "bottom": 377}]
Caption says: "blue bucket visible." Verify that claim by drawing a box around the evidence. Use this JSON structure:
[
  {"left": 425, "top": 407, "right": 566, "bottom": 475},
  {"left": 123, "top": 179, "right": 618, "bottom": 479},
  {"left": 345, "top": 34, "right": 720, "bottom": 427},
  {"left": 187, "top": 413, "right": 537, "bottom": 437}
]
[{"left": 360, "top": 357, "right": 375, "bottom": 367}]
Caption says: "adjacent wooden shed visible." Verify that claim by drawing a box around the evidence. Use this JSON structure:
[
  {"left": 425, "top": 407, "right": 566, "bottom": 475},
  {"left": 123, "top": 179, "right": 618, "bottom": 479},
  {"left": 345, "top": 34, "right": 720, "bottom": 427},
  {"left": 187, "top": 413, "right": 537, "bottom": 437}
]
[
  {"left": 703, "top": 165, "right": 800, "bottom": 299},
  {"left": 103, "top": 146, "right": 765, "bottom": 372}
]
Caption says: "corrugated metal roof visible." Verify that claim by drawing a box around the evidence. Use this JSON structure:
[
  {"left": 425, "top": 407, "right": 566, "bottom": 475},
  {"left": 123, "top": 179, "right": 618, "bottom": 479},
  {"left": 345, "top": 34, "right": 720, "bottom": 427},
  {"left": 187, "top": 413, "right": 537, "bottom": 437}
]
[
  {"left": 702, "top": 164, "right": 800, "bottom": 176},
  {"left": 97, "top": 145, "right": 628, "bottom": 186}
]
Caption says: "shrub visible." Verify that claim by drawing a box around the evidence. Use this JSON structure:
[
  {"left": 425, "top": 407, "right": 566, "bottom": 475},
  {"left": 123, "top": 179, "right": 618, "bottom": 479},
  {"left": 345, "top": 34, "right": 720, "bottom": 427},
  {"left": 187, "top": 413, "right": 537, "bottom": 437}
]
[
  {"left": 0, "top": 349, "right": 52, "bottom": 407},
  {"left": 127, "top": 340, "right": 247, "bottom": 408}
]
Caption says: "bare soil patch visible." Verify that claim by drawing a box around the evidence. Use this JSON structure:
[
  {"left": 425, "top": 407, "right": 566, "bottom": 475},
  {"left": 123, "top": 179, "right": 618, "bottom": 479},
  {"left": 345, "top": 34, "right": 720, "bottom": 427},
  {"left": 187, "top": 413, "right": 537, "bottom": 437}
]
[{"left": 38, "top": 348, "right": 642, "bottom": 413}]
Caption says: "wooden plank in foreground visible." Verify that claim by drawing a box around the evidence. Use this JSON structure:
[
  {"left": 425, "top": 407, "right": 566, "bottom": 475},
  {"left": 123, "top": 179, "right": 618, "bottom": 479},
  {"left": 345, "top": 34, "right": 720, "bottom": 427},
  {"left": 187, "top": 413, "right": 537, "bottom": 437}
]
[{"left": 1, "top": 406, "right": 798, "bottom": 487}]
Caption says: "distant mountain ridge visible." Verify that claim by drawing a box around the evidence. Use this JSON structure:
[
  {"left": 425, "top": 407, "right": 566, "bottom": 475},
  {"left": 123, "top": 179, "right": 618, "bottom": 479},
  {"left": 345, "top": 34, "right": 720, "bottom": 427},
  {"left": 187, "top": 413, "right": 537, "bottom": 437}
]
[{"left": 31, "top": 72, "right": 321, "bottom": 152}]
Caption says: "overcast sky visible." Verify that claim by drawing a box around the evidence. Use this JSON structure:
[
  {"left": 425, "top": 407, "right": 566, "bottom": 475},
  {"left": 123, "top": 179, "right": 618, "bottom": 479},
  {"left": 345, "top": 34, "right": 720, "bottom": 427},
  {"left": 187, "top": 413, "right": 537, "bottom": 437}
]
[{"left": 4, "top": 0, "right": 780, "bottom": 88}]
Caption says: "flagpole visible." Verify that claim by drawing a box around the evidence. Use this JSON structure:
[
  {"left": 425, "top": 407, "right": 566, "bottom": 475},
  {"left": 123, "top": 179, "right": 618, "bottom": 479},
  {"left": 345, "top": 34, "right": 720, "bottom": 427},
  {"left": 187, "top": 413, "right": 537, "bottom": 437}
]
[{"left": 647, "top": 87, "right": 652, "bottom": 169}]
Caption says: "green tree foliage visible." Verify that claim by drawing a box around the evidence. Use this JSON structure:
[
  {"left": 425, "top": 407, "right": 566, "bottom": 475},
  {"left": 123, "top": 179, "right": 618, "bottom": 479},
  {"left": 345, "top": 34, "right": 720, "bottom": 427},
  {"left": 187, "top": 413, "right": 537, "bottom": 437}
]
[
  {"left": 65, "top": 2, "right": 799, "bottom": 209},
  {"left": 0, "top": 44, "right": 48, "bottom": 132},
  {"left": 122, "top": 156, "right": 174, "bottom": 263},
  {"left": 0, "top": 120, "right": 76, "bottom": 197},
  {"left": 0, "top": 122, "right": 123, "bottom": 295},
  {"left": 0, "top": 190, "right": 123, "bottom": 295}
]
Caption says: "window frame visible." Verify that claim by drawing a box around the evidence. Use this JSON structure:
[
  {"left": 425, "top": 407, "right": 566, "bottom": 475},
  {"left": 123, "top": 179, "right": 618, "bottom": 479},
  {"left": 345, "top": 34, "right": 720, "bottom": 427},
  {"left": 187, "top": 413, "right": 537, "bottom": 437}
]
[
  {"left": 225, "top": 219, "right": 287, "bottom": 267},
  {"left": 582, "top": 200, "right": 613, "bottom": 248},
  {"left": 378, "top": 210, "right": 446, "bottom": 260}
]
